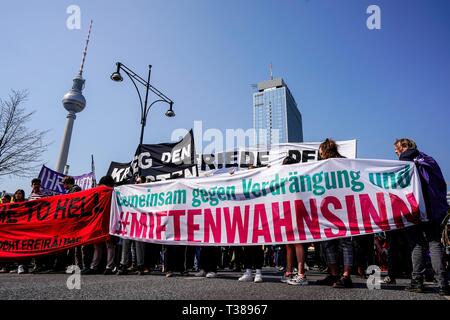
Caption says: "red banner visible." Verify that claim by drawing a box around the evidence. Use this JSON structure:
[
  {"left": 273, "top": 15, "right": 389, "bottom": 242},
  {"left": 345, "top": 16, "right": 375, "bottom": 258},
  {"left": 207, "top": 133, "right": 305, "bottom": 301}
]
[{"left": 0, "top": 186, "right": 112, "bottom": 260}]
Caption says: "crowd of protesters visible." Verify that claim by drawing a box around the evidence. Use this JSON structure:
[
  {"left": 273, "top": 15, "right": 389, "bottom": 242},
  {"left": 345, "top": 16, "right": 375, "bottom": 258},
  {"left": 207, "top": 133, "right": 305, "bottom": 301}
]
[{"left": 0, "top": 138, "right": 449, "bottom": 296}]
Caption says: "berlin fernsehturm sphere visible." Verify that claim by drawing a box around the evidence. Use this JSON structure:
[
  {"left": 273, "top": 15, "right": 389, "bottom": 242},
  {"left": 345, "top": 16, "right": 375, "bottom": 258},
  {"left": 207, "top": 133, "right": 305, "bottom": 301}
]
[
  {"left": 62, "top": 75, "right": 86, "bottom": 114},
  {"left": 55, "top": 20, "right": 92, "bottom": 174}
]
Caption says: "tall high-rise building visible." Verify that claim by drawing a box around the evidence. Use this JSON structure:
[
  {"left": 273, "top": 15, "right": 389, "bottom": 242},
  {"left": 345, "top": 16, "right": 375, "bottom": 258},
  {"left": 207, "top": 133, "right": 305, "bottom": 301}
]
[{"left": 253, "top": 78, "right": 303, "bottom": 147}]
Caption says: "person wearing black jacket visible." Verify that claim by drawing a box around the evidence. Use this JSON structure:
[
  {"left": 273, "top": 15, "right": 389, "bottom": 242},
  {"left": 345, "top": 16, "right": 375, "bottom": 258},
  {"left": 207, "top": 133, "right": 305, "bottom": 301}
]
[{"left": 394, "top": 138, "right": 449, "bottom": 296}]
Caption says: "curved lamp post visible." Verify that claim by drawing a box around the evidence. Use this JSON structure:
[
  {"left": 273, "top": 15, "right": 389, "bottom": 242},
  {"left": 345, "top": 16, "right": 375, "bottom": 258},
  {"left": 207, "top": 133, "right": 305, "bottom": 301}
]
[{"left": 111, "top": 62, "right": 175, "bottom": 145}]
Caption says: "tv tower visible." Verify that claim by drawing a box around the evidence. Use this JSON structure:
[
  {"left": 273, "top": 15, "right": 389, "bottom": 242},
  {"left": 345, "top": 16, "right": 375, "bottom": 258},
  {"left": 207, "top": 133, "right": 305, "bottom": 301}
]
[{"left": 55, "top": 20, "right": 93, "bottom": 173}]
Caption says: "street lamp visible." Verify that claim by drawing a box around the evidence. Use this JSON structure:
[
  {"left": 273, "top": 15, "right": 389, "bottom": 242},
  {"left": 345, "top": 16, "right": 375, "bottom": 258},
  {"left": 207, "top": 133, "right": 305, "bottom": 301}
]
[{"left": 110, "top": 62, "right": 175, "bottom": 145}]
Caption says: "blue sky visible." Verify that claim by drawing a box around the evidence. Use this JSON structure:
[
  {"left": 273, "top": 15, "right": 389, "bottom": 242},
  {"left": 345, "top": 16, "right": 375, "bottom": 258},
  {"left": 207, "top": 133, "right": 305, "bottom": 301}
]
[{"left": 1, "top": 0, "right": 449, "bottom": 195}]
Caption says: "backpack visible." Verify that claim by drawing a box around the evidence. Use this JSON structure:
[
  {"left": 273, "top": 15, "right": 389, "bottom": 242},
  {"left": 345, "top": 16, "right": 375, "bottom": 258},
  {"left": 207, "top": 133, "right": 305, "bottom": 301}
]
[{"left": 414, "top": 151, "right": 449, "bottom": 223}]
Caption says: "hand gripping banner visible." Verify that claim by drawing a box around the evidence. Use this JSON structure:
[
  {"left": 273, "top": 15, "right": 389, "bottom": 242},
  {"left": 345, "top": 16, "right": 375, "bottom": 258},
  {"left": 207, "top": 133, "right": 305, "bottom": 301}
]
[
  {"left": 110, "top": 158, "right": 426, "bottom": 246},
  {"left": 0, "top": 186, "right": 112, "bottom": 260}
]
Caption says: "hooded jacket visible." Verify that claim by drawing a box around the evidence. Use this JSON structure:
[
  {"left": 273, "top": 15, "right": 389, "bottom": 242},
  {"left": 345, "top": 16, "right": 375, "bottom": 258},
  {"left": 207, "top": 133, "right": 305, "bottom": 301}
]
[{"left": 399, "top": 148, "right": 449, "bottom": 223}]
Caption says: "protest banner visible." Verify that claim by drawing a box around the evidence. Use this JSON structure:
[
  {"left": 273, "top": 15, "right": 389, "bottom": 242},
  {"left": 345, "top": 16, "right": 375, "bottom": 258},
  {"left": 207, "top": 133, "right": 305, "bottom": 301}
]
[
  {"left": 107, "top": 129, "right": 197, "bottom": 184},
  {"left": 0, "top": 186, "right": 112, "bottom": 259},
  {"left": 110, "top": 158, "right": 426, "bottom": 246},
  {"left": 198, "top": 140, "right": 357, "bottom": 175},
  {"left": 38, "top": 165, "right": 96, "bottom": 194}
]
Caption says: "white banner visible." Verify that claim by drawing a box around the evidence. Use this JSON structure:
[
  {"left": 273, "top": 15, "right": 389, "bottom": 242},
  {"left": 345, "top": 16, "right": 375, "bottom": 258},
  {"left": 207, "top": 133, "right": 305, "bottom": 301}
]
[
  {"left": 198, "top": 140, "right": 357, "bottom": 175},
  {"left": 110, "top": 158, "right": 425, "bottom": 246}
]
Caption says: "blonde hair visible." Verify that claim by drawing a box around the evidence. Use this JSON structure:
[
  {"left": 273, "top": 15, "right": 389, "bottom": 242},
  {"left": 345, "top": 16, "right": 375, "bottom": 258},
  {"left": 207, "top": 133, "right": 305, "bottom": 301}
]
[{"left": 394, "top": 138, "right": 417, "bottom": 149}]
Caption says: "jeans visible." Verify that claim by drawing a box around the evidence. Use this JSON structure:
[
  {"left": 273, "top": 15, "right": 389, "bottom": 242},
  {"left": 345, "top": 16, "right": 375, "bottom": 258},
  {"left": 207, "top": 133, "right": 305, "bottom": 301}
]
[
  {"left": 322, "top": 237, "right": 353, "bottom": 267},
  {"left": 91, "top": 240, "right": 116, "bottom": 270},
  {"left": 406, "top": 221, "right": 448, "bottom": 287},
  {"left": 121, "top": 240, "right": 145, "bottom": 267}
]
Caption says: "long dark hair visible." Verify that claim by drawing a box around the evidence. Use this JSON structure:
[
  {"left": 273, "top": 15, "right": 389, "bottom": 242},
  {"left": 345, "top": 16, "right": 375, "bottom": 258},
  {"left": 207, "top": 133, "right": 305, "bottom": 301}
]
[
  {"left": 319, "top": 138, "right": 343, "bottom": 160},
  {"left": 13, "top": 189, "right": 26, "bottom": 202}
]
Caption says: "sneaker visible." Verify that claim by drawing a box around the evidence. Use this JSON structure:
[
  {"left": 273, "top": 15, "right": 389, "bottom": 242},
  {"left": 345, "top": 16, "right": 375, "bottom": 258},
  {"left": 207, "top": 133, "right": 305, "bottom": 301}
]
[
  {"left": 30, "top": 266, "right": 48, "bottom": 274},
  {"left": 143, "top": 268, "right": 151, "bottom": 275},
  {"left": 103, "top": 268, "right": 114, "bottom": 275},
  {"left": 81, "top": 268, "right": 100, "bottom": 275},
  {"left": 134, "top": 265, "right": 146, "bottom": 276},
  {"left": 165, "top": 272, "right": 173, "bottom": 278},
  {"left": 195, "top": 270, "right": 206, "bottom": 277},
  {"left": 319, "top": 266, "right": 329, "bottom": 274},
  {"left": 287, "top": 274, "right": 309, "bottom": 286},
  {"left": 316, "top": 275, "right": 340, "bottom": 286},
  {"left": 206, "top": 272, "right": 217, "bottom": 278},
  {"left": 405, "top": 281, "right": 424, "bottom": 293},
  {"left": 254, "top": 274, "right": 263, "bottom": 283},
  {"left": 116, "top": 264, "right": 128, "bottom": 275},
  {"left": 281, "top": 273, "right": 294, "bottom": 283},
  {"left": 0, "top": 267, "right": 8, "bottom": 273},
  {"left": 382, "top": 276, "right": 396, "bottom": 284},
  {"left": 17, "top": 265, "right": 27, "bottom": 274},
  {"left": 333, "top": 276, "right": 353, "bottom": 288},
  {"left": 238, "top": 273, "right": 253, "bottom": 282}
]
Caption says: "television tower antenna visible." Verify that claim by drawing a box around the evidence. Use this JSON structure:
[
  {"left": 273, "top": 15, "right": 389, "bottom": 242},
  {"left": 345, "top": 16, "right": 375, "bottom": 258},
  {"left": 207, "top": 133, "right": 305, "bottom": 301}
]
[
  {"left": 55, "top": 20, "right": 93, "bottom": 173},
  {"left": 79, "top": 19, "right": 93, "bottom": 77}
]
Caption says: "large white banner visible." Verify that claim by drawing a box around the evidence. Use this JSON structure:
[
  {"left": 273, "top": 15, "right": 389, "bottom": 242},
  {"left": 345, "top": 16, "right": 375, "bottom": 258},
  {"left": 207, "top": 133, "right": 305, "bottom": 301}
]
[
  {"left": 198, "top": 140, "right": 357, "bottom": 175},
  {"left": 110, "top": 158, "right": 425, "bottom": 246}
]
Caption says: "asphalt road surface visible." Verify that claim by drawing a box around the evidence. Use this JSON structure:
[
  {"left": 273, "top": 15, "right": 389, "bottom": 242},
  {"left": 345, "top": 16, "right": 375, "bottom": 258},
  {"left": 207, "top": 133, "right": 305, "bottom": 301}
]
[{"left": 0, "top": 268, "right": 448, "bottom": 300}]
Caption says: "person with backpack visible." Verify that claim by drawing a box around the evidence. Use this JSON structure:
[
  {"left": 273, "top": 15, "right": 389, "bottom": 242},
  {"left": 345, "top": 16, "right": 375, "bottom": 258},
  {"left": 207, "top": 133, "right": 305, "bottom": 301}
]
[{"left": 394, "top": 138, "right": 449, "bottom": 295}]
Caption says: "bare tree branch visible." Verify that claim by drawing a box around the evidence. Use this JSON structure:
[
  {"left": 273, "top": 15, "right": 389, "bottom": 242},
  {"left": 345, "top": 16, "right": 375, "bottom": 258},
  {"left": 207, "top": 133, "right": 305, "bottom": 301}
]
[{"left": 0, "top": 90, "right": 49, "bottom": 178}]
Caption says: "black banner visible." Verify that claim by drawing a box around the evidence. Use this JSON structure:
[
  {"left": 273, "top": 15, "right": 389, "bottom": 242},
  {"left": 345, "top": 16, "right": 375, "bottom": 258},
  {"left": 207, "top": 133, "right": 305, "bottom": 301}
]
[{"left": 107, "top": 130, "right": 197, "bottom": 184}]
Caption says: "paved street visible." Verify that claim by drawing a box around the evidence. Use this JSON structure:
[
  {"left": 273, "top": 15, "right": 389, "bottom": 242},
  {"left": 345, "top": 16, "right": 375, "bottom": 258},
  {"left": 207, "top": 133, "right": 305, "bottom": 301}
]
[{"left": 0, "top": 268, "right": 448, "bottom": 300}]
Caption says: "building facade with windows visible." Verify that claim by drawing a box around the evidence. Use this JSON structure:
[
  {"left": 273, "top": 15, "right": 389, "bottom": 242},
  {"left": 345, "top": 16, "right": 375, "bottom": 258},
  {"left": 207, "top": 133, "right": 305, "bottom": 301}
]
[{"left": 253, "top": 78, "right": 303, "bottom": 147}]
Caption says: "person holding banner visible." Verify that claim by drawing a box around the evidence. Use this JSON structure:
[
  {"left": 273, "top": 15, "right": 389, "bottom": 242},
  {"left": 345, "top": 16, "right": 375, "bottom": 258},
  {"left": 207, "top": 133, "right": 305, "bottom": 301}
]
[
  {"left": 29, "top": 178, "right": 47, "bottom": 200},
  {"left": 29, "top": 178, "right": 54, "bottom": 273},
  {"left": 277, "top": 156, "right": 309, "bottom": 286},
  {"left": 1, "top": 194, "right": 11, "bottom": 204},
  {"left": 237, "top": 165, "right": 267, "bottom": 283},
  {"left": 11, "top": 190, "right": 30, "bottom": 274},
  {"left": 394, "top": 138, "right": 449, "bottom": 295},
  {"left": 83, "top": 175, "right": 118, "bottom": 275},
  {"left": 117, "top": 176, "right": 148, "bottom": 276},
  {"left": 194, "top": 246, "right": 221, "bottom": 279},
  {"left": 54, "top": 176, "right": 84, "bottom": 274},
  {"left": 0, "top": 193, "right": 13, "bottom": 273},
  {"left": 163, "top": 174, "right": 190, "bottom": 278},
  {"left": 315, "top": 139, "right": 354, "bottom": 289}
]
